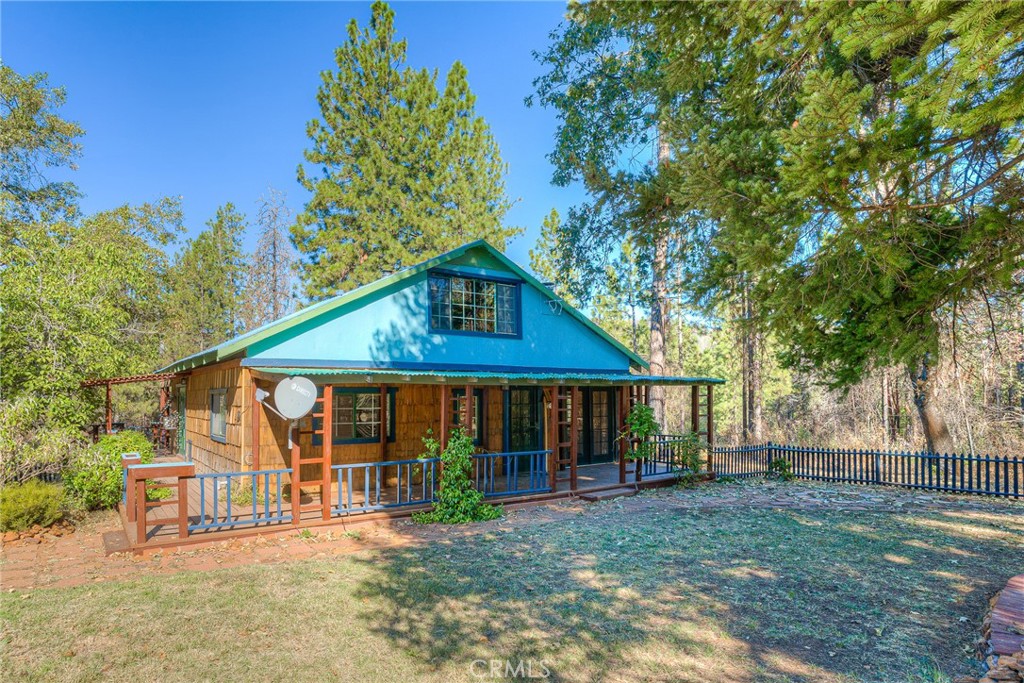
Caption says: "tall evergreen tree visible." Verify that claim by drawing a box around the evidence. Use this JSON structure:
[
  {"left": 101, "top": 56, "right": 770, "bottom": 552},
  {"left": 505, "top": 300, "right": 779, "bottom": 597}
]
[
  {"left": 529, "top": 3, "right": 694, "bottom": 429},
  {"left": 293, "top": 1, "right": 519, "bottom": 299},
  {"left": 163, "top": 203, "right": 246, "bottom": 360},
  {"left": 240, "top": 188, "right": 297, "bottom": 332},
  {"left": 529, "top": 209, "right": 582, "bottom": 308},
  {"left": 626, "top": 0, "right": 1024, "bottom": 453}
]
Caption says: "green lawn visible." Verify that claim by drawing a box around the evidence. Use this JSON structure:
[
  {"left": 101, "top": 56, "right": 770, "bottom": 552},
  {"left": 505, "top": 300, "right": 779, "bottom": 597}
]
[{"left": 2, "top": 489, "right": 1021, "bottom": 682}]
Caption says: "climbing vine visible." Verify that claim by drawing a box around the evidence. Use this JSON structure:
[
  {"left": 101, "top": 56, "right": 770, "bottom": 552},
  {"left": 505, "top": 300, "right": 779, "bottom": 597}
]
[
  {"left": 618, "top": 402, "right": 660, "bottom": 461},
  {"left": 413, "top": 429, "right": 502, "bottom": 524}
]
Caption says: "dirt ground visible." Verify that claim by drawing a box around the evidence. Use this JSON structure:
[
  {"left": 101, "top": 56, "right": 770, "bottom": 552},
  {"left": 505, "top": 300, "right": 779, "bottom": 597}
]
[{"left": 2, "top": 479, "right": 1019, "bottom": 592}]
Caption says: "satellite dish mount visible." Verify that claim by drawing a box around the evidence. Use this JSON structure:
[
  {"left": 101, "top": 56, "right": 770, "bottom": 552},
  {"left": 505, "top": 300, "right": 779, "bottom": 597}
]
[{"left": 255, "top": 376, "right": 317, "bottom": 449}]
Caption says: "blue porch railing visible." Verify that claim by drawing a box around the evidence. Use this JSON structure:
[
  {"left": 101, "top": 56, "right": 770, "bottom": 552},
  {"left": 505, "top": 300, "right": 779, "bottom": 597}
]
[
  {"left": 333, "top": 457, "right": 441, "bottom": 515},
  {"left": 643, "top": 436, "right": 690, "bottom": 477},
  {"left": 473, "top": 450, "right": 551, "bottom": 497},
  {"left": 188, "top": 469, "right": 292, "bottom": 531}
]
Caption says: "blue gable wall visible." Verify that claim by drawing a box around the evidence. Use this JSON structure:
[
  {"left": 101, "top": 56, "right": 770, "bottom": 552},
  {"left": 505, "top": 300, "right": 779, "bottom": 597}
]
[{"left": 247, "top": 254, "right": 634, "bottom": 373}]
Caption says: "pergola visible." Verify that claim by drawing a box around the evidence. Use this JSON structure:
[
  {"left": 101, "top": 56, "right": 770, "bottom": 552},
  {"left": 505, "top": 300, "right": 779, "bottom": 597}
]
[{"left": 80, "top": 373, "right": 178, "bottom": 434}]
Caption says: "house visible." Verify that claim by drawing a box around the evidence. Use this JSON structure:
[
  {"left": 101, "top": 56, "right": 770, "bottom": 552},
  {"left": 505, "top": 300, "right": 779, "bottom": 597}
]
[{"left": 119, "top": 241, "right": 721, "bottom": 546}]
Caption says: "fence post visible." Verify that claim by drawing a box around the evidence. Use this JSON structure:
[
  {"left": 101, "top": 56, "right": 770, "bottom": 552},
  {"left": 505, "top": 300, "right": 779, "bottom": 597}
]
[
  {"left": 874, "top": 449, "right": 881, "bottom": 484},
  {"left": 766, "top": 442, "right": 774, "bottom": 475}
]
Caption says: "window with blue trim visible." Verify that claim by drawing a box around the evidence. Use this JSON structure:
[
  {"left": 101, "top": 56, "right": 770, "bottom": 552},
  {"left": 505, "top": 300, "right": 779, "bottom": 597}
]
[
  {"left": 429, "top": 273, "right": 518, "bottom": 336},
  {"left": 209, "top": 389, "right": 228, "bottom": 443},
  {"left": 313, "top": 388, "right": 396, "bottom": 445},
  {"left": 451, "top": 388, "right": 484, "bottom": 445}
]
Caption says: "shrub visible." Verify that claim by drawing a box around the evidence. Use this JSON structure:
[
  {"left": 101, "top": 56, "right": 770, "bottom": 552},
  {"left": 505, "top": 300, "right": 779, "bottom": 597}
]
[
  {"left": 0, "top": 398, "right": 84, "bottom": 486},
  {"left": 0, "top": 480, "right": 63, "bottom": 531},
  {"left": 670, "top": 432, "right": 706, "bottom": 487},
  {"left": 63, "top": 431, "right": 155, "bottom": 510},
  {"left": 413, "top": 429, "right": 501, "bottom": 524},
  {"left": 768, "top": 457, "right": 795, "bottom": 481}
]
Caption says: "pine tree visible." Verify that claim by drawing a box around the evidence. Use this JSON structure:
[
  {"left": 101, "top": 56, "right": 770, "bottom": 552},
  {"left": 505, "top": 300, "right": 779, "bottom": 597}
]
[
  {"left": 644, "top": 1, "right": 1024, "bottom": 453},
  {"left": 293, "top": 1, "right": 519, "bottom": 299},
  {"left": 528, "top": 209, "right": 582, "bottom": 308},
  {"left": 529, "top": 3, "right": 694, "bottom": 429},
  {"left": 240, "top": 188, "right": 296, "bottom": 332},
  {"left": 163, "top": 203, "right": 246, "bottom": 360}
]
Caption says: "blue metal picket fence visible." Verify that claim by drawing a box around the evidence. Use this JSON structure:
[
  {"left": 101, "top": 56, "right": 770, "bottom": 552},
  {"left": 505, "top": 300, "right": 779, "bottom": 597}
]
[
  {"left": 188, "top": 468, "right": 293, "bottom": 531},
  {"left": 472, "top": 450, "right": 551, "bottom": 497},
  {"left": 713, "top": 442, "right": 1023, "bottom": 498}
]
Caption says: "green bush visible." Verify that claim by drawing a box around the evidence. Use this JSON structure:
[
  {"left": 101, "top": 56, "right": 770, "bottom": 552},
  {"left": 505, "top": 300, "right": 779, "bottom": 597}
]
[
  {"left": 0, "top": 398, "right": 84, "bottom": 486},
  {"left": 768, "top": 457, "right": 795, "bottom": 481},
  {"left": 63, "top": 431, "right": 155, "bottom": 510},
  {"left": 413, "top": 429, "right": 501, "bottom": 525},
  {"left": 670, "top": 432, "right": 706, "bottom": 487},
  {"left": 0, "top": 480, "right": 63, "bottom": 531}
]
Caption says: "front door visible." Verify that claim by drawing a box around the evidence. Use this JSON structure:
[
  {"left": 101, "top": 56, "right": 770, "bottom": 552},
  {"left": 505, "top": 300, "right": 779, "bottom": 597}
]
[
  {"left": 578, "top": 388, "right": 615, "bottom": 465},
  {"left": 506, "top": 387, "right": 543, "bottom": 451}
]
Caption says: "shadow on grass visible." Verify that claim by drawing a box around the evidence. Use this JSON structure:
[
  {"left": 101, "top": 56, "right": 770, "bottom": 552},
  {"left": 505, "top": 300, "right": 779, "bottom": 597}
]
[{"left": 349, "top": 501, "right": 1023, "bottom": 682}]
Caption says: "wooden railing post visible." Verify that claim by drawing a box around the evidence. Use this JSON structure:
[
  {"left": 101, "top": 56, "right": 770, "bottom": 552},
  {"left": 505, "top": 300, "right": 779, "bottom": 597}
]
[
  {"left": 121, "top": 453, "right": 141, "bottom": 521},
  {"left": 135, "top": 474, "right": 147, "bottom": 543},
  {"left": 178, "top": 476, "right": 189, "bottom": 539}
]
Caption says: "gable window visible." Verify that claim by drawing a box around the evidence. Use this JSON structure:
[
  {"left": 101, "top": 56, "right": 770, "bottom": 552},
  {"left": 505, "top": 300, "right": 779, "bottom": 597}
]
[
  {"left": 209, "top": 389, "right": 228, "bottom": 443},
  {"left": 429, "top": 272, "right": 519, "bottom": 336},
  {"left": 313, "top": 388, "right": 396, "bottom": 445},
  {"left": 451, "top": 388, "right": 484, "bottom": 445}
]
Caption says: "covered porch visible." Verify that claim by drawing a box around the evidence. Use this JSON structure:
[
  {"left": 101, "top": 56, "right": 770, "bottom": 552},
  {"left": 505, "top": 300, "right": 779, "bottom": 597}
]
[{"left": 121, "top": 367, "right": 720, "bottom": 549}]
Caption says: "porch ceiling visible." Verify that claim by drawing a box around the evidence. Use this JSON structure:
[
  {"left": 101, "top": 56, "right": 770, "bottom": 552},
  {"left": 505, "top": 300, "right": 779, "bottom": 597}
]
[{"left": 247, "top": 366, "right": 724, "bottom": 386}]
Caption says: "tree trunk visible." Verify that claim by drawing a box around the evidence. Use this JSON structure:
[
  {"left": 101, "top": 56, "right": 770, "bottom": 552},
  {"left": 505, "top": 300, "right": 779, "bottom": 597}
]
[
  {"left": 740, "top": 281, "right": 763, "bottom": 443},
  {"left": 909, "top": 356, "right": 954, "bottom": 454},
  {"left": 649, "top": 234, "right": 668, "bottom": 430},
  {"left": 649, "top": 123, "right": 671, "bottom": 431}
]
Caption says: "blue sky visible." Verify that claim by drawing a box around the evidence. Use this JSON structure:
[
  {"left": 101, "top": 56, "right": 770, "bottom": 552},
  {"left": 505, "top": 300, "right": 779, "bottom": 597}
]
[{"left": 2, "top": 1, "right": 589, "bottom": 266}]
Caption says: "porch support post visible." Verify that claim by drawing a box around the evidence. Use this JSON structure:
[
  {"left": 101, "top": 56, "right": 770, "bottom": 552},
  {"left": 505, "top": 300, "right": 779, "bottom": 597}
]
[
  {"left": 105, "top": 382, "right": 113, "bottom": 434},
  {"left": 691, "top": 385, "right": 700, "bottom": 435},
  {"left": 321, "top": 384, "right": 332, "bottom": 521},
  {"left": 290, "top": 420, "right": 300, "bottom": 526},
  {"left": 440, "top": 384, "right": 450, "bottom": 451},
  {"left": 250, "top": 379, "right": 261, "bottom": 472},
  {"left": 618, "top": 385, "right": 628, "bottom": 484},
  {"left": 706, "top": 384, "right": 715, "bottom": 471},
  {"left": 547, "top": 387, "right": 557, "bottom": 491},
  {"left": 379, "top": 384, "right": 388, "bottom": 460},
  {"left": 463, "top": 384, "right": 473, "bottom": 437},
  {"left": 570, "top": 386, "right": 579, "bottom": 490}
]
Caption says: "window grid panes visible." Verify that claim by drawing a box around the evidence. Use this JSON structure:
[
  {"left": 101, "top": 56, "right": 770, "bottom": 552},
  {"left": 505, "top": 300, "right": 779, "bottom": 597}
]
[
  {"left": 332, "top": 391, "right": 383, "bottom": 441},
  {"left": 429, "top": 274, "right": 517, "bottom": 336},
  {"left": 451, "top": 389, "right": 483, "bottom": 443},
  {"left": 210, "top": 390, "right": 227, "bottom": 440}
]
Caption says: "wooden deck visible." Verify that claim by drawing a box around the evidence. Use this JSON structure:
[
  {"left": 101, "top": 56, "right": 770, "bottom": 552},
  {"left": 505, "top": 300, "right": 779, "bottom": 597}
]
[{"left": 122, "top": 460, "right": 674, "bottom": 548}]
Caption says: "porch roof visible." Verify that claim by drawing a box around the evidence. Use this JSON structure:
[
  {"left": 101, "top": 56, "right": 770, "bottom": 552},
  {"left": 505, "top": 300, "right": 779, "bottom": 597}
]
[{"left": 248, "top": 366, "right": 724, "bottom": 386}]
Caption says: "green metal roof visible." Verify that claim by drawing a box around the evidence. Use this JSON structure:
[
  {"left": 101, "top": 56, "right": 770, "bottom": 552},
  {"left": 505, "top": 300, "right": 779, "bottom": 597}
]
[
  {"left": 248, "top": 367, "right": 724, "bottom": 386},
  {"left": 159, "top": 240, "right": 649, "bottom": 374}
]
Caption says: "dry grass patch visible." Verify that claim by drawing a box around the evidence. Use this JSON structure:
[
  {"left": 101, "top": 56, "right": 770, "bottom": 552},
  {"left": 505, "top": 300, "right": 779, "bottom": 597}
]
[{"left": 1, "top": 487, "right": 1021, "bottom": 683}]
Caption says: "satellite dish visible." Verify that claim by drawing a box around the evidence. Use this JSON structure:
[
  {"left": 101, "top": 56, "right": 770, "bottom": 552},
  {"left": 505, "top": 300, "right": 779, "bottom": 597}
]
[{"left": 273, "top": 376, "right": 317, "bottom": 420}]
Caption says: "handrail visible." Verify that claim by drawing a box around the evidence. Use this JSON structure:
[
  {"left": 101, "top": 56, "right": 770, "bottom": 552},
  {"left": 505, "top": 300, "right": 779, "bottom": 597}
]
[
  {"left": 190, "top": 468, "right": 293, "bottom": 531},
  {"left": 472, "top": 450, "right": 551, "bottom": 497}
]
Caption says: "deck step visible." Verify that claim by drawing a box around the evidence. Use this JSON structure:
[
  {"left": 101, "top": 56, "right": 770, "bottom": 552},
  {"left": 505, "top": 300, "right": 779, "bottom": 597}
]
[{"left": 578, "top": 487, "right": 637, "bottom": 502}]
